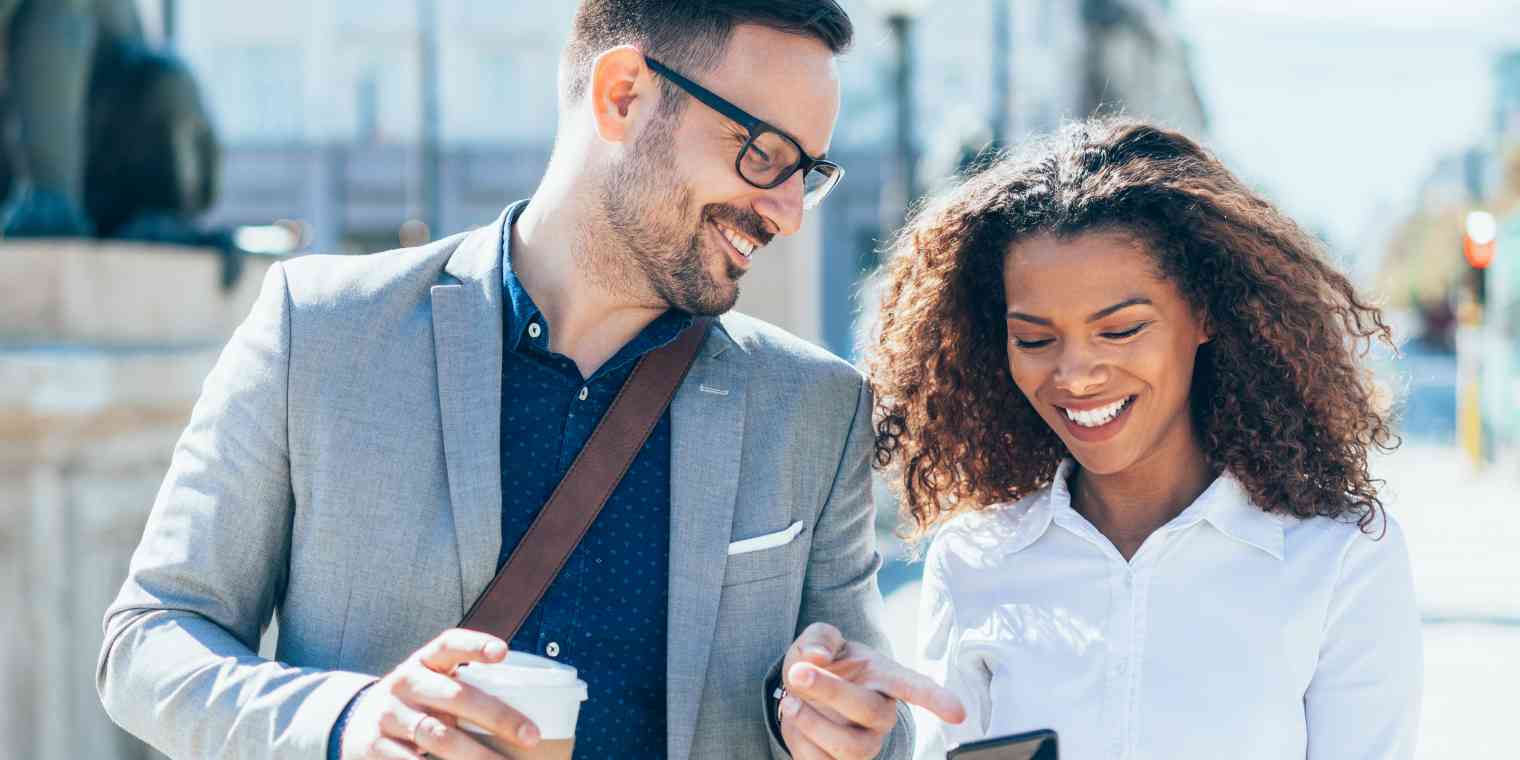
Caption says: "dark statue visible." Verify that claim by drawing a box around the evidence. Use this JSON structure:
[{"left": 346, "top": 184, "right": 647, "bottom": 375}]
[{"left": 0, "top": 0, "right": 225, "bottom": 255}]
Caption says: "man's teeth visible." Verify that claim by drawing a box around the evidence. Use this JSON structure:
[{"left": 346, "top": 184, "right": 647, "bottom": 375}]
[
  {"left": 719, "top": 225, "right": 757, "bottom": 258},
  {"left": 1063, "top": 397, "right": 1131, "bottom": 428}
]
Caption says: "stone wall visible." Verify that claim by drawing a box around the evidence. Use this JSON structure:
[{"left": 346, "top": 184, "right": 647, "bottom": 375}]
[{"left": 0, "top": 242, "right": 276, "bottom": 759}]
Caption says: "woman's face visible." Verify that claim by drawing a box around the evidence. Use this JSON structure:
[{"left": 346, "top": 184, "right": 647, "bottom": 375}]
[{"left": 1003, "top": 231, "right": 1210, "bottom": 476}]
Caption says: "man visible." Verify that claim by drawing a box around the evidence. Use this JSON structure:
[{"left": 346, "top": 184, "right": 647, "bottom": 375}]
[{"left": 97, "top": 2, "right": 964, "bottom": 759}]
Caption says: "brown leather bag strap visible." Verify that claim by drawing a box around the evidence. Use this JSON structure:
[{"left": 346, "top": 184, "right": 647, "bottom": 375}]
[{"left": 458, "top": 317, "right": 711, "bottom": 641}]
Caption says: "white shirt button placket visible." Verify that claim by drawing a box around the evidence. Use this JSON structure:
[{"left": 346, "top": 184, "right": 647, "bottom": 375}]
[
  {"left": 1107, "top": 564, "right": 1133, "bottom": 758},
  {"left": 1123, "top": 567, "right": 1151, "bottom": 760}
]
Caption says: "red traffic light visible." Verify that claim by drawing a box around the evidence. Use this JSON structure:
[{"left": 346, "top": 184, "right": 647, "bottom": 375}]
[
  {"left": 1464, "top": 237, "right": 1495, "bottom": 269},
  {"left": 1464, "top": 211, "right": 1497, "bottom": 270}
]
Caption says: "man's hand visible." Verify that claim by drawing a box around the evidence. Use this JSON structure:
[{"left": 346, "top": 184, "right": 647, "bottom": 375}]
[
  {"left": 778, "top": 623, "right": 965, "bottom": 760},
  {"left": 341, "top": 629, "right": 542, "bottom": 760}
]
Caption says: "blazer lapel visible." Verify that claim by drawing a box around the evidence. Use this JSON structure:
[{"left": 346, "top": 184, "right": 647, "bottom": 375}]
[
  {"left": 666, "top": 322, "right": 747, "bottom": 760},
  {"left": 432, "top": 214, "right": 508, "bottom": 614}
]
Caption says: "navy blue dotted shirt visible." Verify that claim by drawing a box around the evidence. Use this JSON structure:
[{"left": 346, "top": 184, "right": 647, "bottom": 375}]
[{"left": 496, "top": 206, "right": 687, "bottom": 758}]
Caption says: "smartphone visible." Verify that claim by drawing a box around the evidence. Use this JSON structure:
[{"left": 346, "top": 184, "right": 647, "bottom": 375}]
[{"left": 946, "top": 729, "right": 1058, "bottom": 760}]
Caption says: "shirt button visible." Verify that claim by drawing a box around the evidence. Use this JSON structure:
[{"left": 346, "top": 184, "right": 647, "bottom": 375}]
[
  {"left": 527, "top": 322, "right": 542, "bottom": 339},
  {"left": 545, "top": 641, "right": 560, "bottom": 658},
  {"left": 578, "top": 387, "right": 589, "bottom": 401}
]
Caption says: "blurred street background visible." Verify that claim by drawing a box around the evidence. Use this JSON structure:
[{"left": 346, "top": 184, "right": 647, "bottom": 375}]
[{"left": 3, "top": 1, "right": 1519, "bottom": 758}]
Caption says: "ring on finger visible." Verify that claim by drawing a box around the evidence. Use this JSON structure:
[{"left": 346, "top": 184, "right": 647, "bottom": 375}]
[{"left": 407, "top": 712, "right": 430, "bottom": 745}]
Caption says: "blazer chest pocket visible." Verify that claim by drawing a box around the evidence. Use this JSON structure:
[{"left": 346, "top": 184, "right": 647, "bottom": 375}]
[{"left": 722, "top": 520, "right": 808, "bottom": 586}]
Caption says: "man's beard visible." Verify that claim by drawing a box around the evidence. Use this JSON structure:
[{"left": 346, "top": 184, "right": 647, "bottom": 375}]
[{"left": 596, "top": 119, "right": 772, "bottom": 316}]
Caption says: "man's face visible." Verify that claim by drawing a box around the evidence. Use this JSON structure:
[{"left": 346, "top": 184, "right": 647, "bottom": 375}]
[{"left": 601, "top": 24, "right": 841, "bottom": 315}]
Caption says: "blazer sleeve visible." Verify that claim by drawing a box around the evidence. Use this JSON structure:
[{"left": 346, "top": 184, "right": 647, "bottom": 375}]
[
  {"left": 96, "top": 262, "right": 375, "bottom": 760},
  {"left": 1304, "top": 515, "right": 1423, "bottom": 759},
  {"left": 763, "top": 377, "right": 914, "bottom": 760}
]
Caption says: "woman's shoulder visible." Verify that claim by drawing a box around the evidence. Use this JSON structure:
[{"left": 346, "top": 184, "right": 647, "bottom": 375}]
[
  {"left": 1212, "top": 468, "right": 1409, "bottom": 569},
  {"left": 925, "top": 487, "right": 1056, "bottom": 574},
  {"left": 1278, "top": 507, "right": 1414, "bottom": 586},
  {"left": 1281, "top": 507, "right": 1408, "bottom": 552}
]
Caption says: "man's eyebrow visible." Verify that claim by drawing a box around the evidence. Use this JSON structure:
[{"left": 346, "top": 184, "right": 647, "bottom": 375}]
[{"left": 1005, "top": 297, "right": 1154, "bottom": 326}]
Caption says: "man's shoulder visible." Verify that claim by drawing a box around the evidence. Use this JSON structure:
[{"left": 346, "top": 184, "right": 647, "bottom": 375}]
[
  {"left": 276, "top": 231, "right": 473, "bottom": 313},
  {"left": 715, "top": 311, "right": 862, "bottom": 389}
]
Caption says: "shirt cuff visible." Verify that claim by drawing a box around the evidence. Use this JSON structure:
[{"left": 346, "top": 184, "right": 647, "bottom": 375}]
[
  {"left": 327, "top": 683, "right": 375, "bottom": 760},
  {"left": 762, "top": 657, "right": 792, "bottom": 758}
]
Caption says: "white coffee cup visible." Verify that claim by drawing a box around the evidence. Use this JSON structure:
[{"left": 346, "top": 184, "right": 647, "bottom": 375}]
[{"left": 455, "top": 652, "right": 588, "bottom": 741}]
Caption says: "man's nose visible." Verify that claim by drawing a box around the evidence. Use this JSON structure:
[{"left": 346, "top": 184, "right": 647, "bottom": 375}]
[{"left": 753, "top": 170, "right": 806, "bottom": 237}]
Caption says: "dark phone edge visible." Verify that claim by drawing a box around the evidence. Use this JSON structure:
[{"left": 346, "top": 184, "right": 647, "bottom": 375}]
[{"left": 945, "top": 728, "right": 1058, "bottom": 759}]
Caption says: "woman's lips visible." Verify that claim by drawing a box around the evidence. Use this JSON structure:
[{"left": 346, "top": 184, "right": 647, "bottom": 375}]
[{"left": 1056, "top": 395, "right": 1137, "bottom": 444}]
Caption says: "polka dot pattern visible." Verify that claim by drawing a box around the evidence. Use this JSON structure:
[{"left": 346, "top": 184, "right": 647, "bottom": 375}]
[{"left": 497, "top": 218, "right": 686, "bottom": 759}]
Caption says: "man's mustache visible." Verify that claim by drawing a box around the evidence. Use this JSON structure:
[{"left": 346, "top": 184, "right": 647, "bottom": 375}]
[{"left": 703, "top": 205, "right": 773, "bottom": 249}]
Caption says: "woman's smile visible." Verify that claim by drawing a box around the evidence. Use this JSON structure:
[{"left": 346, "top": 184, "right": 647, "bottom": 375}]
[{"left": 1055, "top": 393, "right": 1138, "bottom": 443}]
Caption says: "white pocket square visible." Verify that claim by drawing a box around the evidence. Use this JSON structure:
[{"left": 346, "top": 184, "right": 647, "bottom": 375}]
[{"left": 727, "top": 520, "right": 805, "bottom": 556}]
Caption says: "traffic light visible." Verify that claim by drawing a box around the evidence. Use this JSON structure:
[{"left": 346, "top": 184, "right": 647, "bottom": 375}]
[{"left": 1464, "top": 210, "right": 1497, "bottom": 270}]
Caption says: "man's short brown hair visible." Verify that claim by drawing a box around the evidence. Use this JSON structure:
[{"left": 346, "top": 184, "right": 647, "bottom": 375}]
[{"left": 562, "top": 0, "right": 853, "bottom": 117}]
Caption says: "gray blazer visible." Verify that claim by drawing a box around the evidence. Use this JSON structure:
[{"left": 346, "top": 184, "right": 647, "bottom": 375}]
[{"left": 97, "top": 210, "right": 912, "bottom": 760}]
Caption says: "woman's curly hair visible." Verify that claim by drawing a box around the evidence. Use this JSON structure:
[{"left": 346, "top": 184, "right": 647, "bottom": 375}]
[{"left": 867, "top": 119, "right": 1398, "bottom": 543}]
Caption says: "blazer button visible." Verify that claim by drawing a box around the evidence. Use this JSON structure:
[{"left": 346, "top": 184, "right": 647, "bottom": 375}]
[{"left": 546, "top": 641, "right": 561, "bottom": 658}]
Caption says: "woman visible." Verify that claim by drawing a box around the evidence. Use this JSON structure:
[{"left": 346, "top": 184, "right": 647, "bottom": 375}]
[{"left": 868, "top": 120, "right": 1421, "bottom": 760}]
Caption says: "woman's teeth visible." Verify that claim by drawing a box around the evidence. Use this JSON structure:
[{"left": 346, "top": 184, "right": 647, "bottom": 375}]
[
  {"left": 1063, "top": 396, "right": 1132, "bottom": 428},
  {"left": 718, "top": 225, "right": 757, "bottom": 258}
]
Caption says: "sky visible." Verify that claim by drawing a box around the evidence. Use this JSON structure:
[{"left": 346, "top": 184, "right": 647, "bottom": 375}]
[{"left": 1172, "top": 0, "right": 1520, "bottom": 263}]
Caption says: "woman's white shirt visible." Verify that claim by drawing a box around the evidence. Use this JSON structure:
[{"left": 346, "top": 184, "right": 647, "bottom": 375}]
[{"left": 914, "top": 459, "right": 1422, "bottom": 760}]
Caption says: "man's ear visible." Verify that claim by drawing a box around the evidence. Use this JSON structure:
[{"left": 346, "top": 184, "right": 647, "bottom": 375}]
[{"left": 588, "top": 46, "right": 657, "bottom": 144}]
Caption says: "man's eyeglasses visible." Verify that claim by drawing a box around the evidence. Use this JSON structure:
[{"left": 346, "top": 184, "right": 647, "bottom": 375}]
[{"left": 645, "top": 56, "right": 843, "bottom": 210}]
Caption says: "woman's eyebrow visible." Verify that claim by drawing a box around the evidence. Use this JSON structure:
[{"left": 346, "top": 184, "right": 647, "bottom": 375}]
[
  {"left": 1086, "top": 297, "right": 1152, "bottom": 322},
  {"left": 1006, "top": 311, "right": 1052, "bottom": 326},
  {"left": 1006, "top": 297, "right": 1153, "bottom": 326}
]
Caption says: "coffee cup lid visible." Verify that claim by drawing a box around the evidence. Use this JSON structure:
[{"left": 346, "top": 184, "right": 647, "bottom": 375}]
[{"left": 457, "top": 651, "right": 581, "bottom": 688}]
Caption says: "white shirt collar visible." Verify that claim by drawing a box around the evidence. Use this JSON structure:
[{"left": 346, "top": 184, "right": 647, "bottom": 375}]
[{"left": 996, "top": 458, "right": 1286, "bottom": 560}]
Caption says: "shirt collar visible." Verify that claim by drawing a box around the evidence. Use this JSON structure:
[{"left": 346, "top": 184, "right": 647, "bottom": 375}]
[
  {"left": 1000, "top": 459, "right": 1285, "bottom": 561},
  {"left": 983, "top": 460, "right": 1068, "bottom": 558},
  {"left": 498, "top": 199, "right": 693, "bottom": 370},
  {"left": 1170, "top": 469, "right": 1286, "bottom": 560},
  {"left": 499, "top": 200, "right": 543, "bottom": 354}
]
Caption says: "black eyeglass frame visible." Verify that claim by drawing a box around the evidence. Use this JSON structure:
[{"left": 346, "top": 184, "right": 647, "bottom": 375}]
[{"left": 644, "top": 56, "right": 843, "bottom": 205}]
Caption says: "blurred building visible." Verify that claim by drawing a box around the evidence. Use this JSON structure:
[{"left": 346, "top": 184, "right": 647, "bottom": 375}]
[
  {"left": 1487, "top": 212, "right": 1519, "bottom": 462},
  {"left": 1495, "top": 49, "right": 1520, "bottom": 144},
  {"left": 1484, "top": 50, "right": 1520, "bottom": 465},
  {"left": 1386, "top": 45, "right": 1520, "bottom": 466},
  {"left": 181, "top": 0, "right": 1208, "bottom": 358}
]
